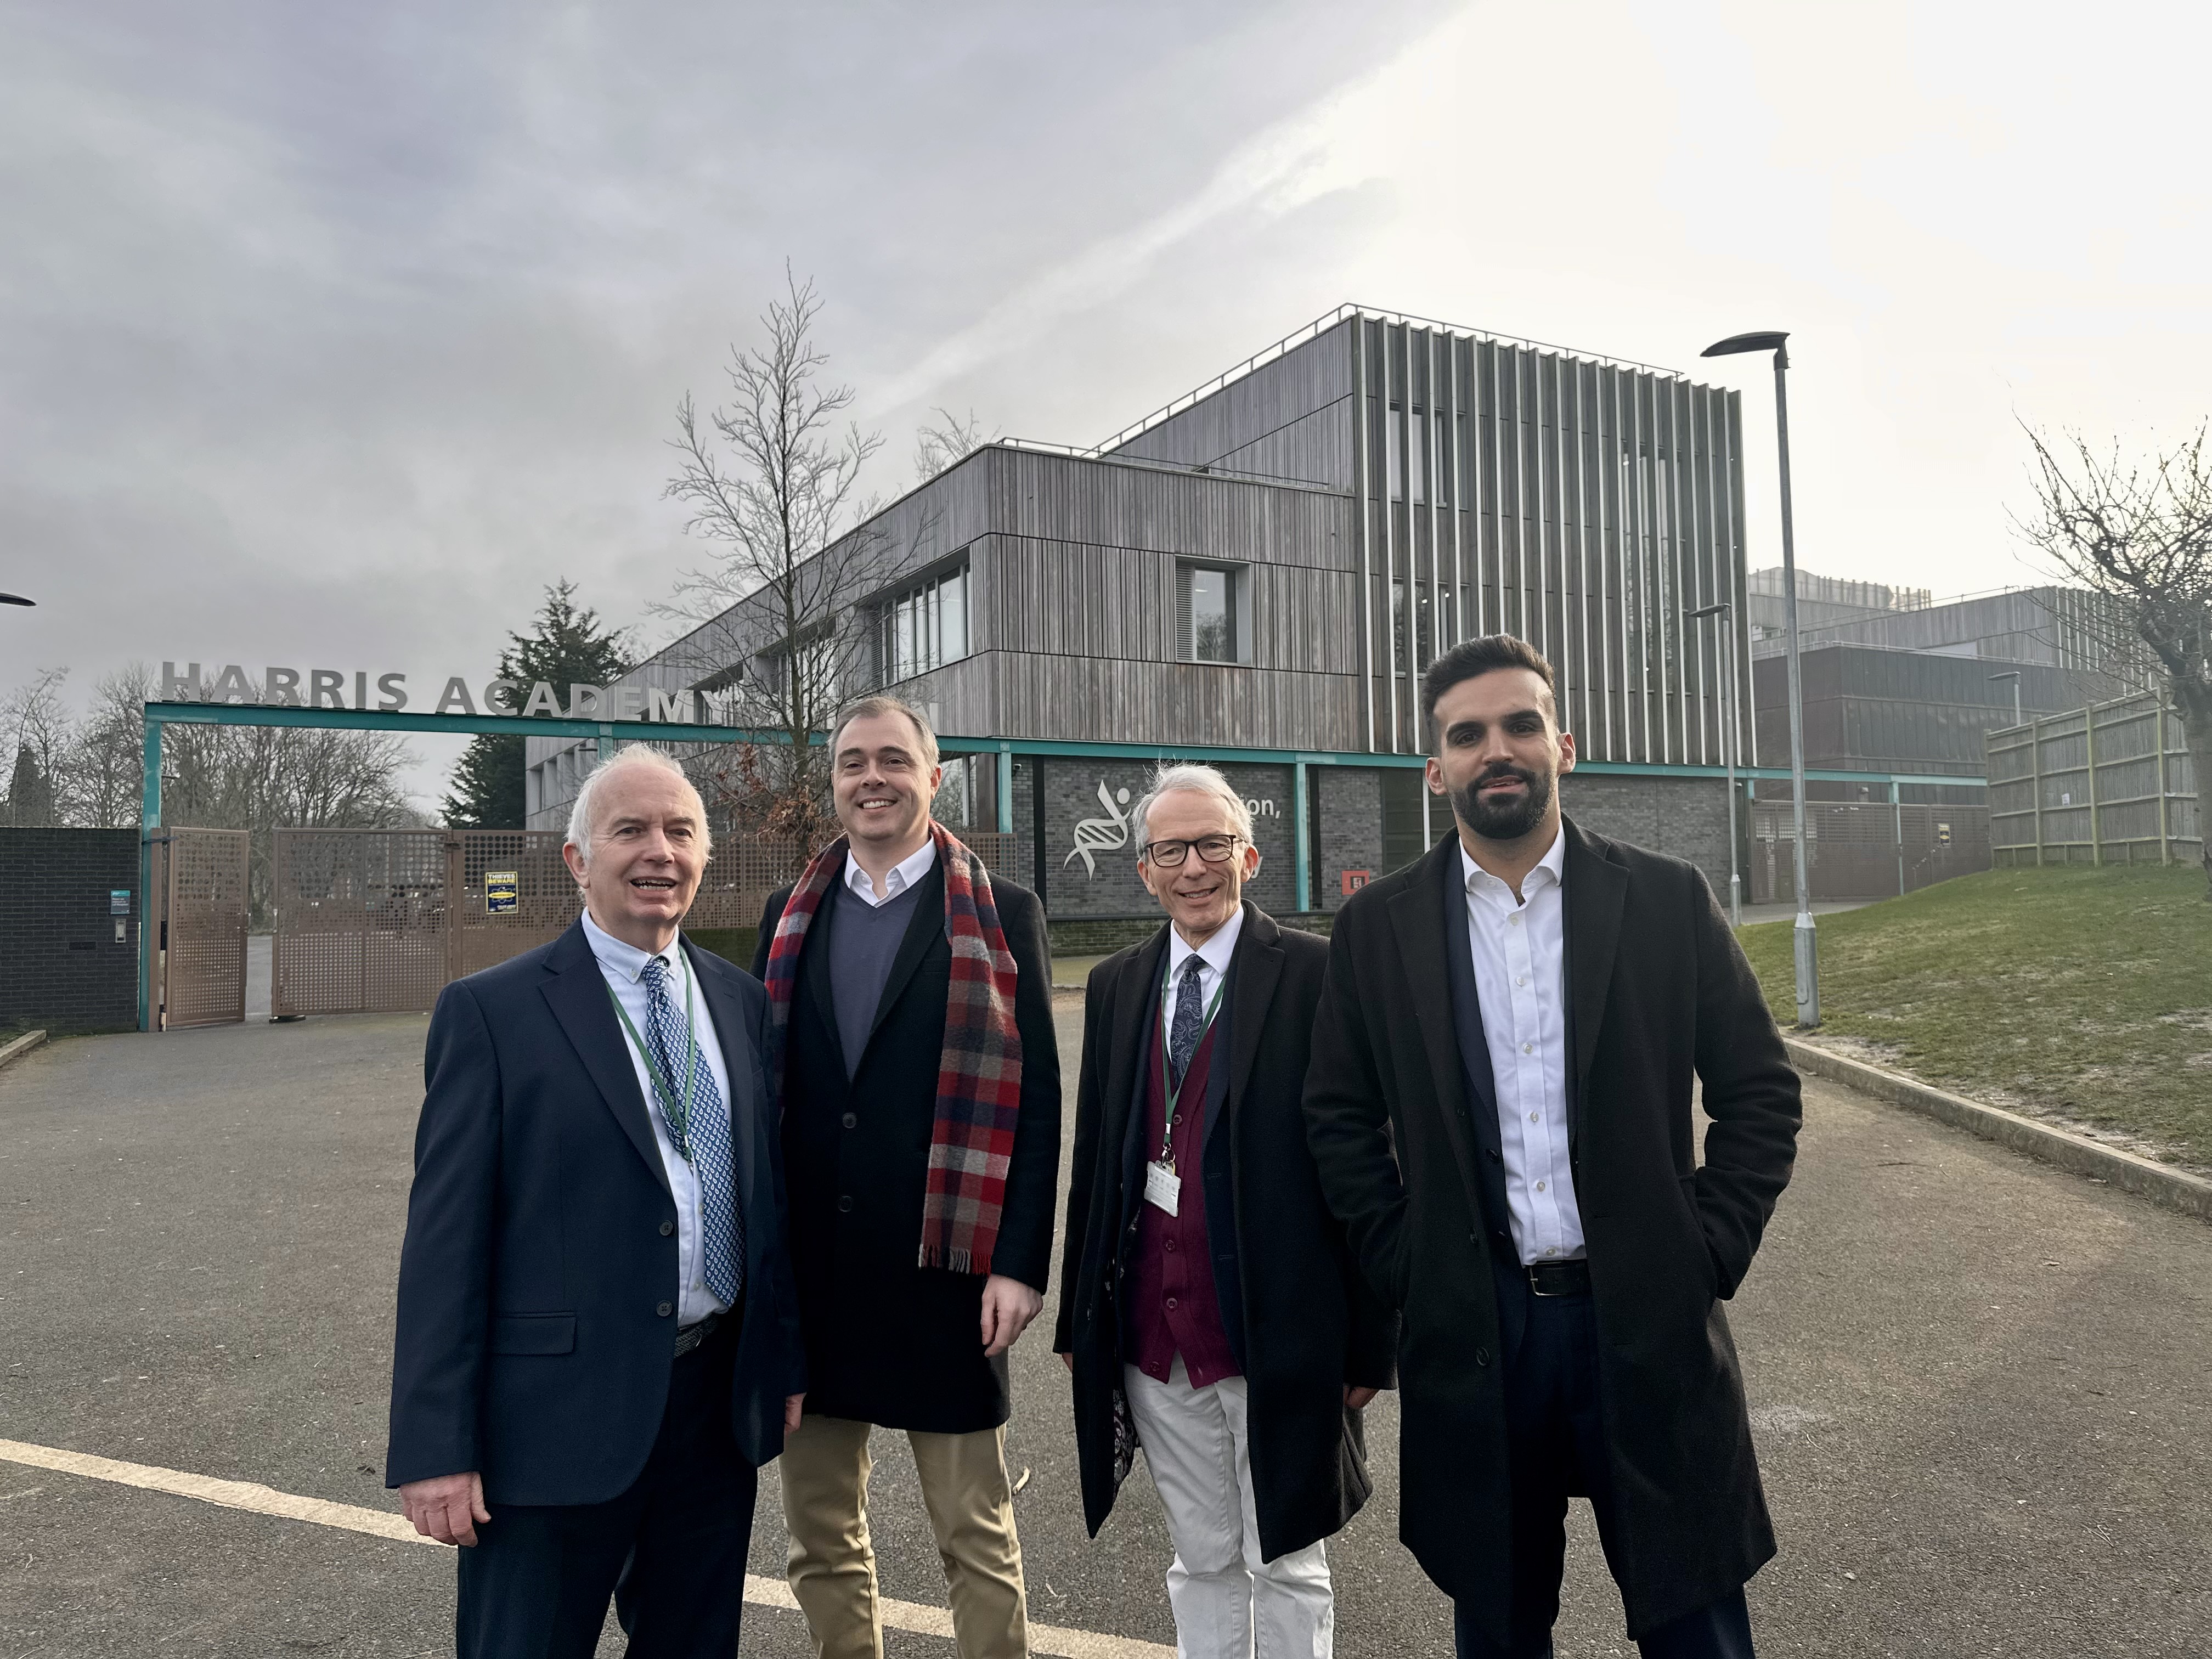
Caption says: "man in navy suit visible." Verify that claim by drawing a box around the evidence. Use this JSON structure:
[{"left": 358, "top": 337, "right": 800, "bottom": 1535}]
[{"left": 387, "top": 744, "right": 805, "bottom": 1657}]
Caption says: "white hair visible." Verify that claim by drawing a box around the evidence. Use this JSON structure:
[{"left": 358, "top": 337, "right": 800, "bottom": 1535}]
[
  {"left": 1132, "top": 763, "right": 1254, "bottom": 854},
  {"left": 565, "top": 746, "right": 713, "bottom": 867}
]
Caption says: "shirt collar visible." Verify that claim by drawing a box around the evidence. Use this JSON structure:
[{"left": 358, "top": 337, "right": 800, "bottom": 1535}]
[
  {"left": 582, "top": 906, "right": 682, "bottom": 984},
  {"left": 844, "top": 836, "right": 939, "bottom": 904},
  {"left": 1165, "top": 903, "right": 1245, "bottom": 983},
  {"left": 1458, "top": 823, "right": 1567, "bottom": 902}
]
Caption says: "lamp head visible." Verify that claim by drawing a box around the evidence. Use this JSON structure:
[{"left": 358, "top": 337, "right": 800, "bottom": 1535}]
[
  {"left": 0, "top": 592, "right": 33, "bottom": 607},
  {"left": 1702, "top": 331, "right": 1790, "bottom": 362}
]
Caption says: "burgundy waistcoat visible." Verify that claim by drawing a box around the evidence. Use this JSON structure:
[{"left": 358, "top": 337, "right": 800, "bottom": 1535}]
[{"left": 1125, "top": 1008, "right": 1240, "bottom": 1387}]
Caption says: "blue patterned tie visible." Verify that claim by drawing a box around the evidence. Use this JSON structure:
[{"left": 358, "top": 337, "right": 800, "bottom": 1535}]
[
  {"left": 641, "top": 956, "right": 743, "bottom": 1306},
  {"left": 1169, "top": 955, "right": 1206, "bottom": 1091}
]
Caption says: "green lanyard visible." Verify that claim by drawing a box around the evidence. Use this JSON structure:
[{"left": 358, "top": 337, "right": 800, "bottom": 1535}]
[
  {"left": 1156, "top": 953, "right": 1227, "bottom": 1169},
  {"left": 607, "top": 951, "right": 703, "bottom": 1161}
]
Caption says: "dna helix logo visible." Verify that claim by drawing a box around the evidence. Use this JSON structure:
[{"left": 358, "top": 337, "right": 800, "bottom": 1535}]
[{"left": 1063, "top": 781, "right": 1132, "bottom": 878}]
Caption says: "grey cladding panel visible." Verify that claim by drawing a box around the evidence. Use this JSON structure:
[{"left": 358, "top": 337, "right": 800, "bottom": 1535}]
[
  {"left": 995, "top": 451, "right": 1355, "bottom": 571},
  {"left": 1110, "top": 323, "right": 1355, "bottom": 473},
  {"left": 989, "top": 653, "right": 1363, "bottom": 751}
]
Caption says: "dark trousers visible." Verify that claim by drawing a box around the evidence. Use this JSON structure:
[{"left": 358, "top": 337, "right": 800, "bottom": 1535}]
[
  {"left": 1452, "top": 1282, "right": 1757, "bottom": 1659},
  {"left": 456, "top": 1319, "right": 758, "bottom": 1658}
]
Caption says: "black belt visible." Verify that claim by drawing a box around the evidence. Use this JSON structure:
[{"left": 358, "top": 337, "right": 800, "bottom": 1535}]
[
  {"left": 1526, "top": 1259, "right": 1591, "bottom": 1298},
  {"left": 673, "top": 1311, "right": 725, "bottom": 1357}
]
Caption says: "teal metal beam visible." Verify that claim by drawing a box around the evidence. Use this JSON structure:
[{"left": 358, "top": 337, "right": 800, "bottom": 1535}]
[
  {"left": 138, "top": 703, "right": 1982, "bottom": 791},
  {"left": 139, "top": 715, "right": 163, "bottom": 1031}
]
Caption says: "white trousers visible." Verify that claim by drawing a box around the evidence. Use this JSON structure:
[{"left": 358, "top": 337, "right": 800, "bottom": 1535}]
[{"left": 1122, "top": 1358, "right": 1334, "bottom": 1659}]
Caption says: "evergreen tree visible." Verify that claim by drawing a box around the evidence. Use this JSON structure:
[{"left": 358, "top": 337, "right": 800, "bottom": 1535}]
[{"left": 443, "top": 581, "right": 633, "bottom": 827}]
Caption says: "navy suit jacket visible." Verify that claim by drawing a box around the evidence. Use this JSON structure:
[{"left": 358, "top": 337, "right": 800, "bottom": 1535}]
[{"left": 386, "top": 920, "right": 806, "bottom": 1507}]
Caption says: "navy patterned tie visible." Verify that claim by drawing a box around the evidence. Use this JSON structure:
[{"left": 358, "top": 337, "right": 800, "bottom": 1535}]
[
  {"left": 642, "top": 956, "right": 743, "bottom": 1305},
  {"left": 1168, "top": 955, "right": 1207, "bottom": 1091}
]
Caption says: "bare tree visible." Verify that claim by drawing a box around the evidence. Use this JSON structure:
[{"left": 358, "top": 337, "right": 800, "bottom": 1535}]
[
  {"left": 912, "top": 406, "right": 996, "bottom": 484},
  {"left": 657, "top": 269, "right": 886, "bottom": 834},
  {"left": 0, "top": 667, "right": 71, "bottom": 826},
  {"left": 64, "top": 663, "right": 156, "bottom": 827},
  {"left": 2017, "top": 424, "right": 2212, "bottom": 891}
]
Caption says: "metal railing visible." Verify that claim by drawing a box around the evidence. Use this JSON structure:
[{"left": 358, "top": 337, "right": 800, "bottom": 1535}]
[
  {"left": 1985, "top": 692, "right": 2201, "bottom": 866},
  {"left": 1080, "top": 301, "right": 1687, "bottom": 459}
]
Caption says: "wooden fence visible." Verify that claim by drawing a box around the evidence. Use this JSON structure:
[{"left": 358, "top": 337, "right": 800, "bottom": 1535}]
[{"left": 1985, "top": 692, "right": 2201, "bottom": 867}]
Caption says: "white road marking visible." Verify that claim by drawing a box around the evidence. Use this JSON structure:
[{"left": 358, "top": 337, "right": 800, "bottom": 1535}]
[{"left": 0, "top": 1437, "right": 1171, "bottom": 1659}]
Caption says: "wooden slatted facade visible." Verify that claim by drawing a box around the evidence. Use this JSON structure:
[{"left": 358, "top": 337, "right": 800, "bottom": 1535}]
[{"left": 527, "top": 308, "right": 1754, "bottom": 884}]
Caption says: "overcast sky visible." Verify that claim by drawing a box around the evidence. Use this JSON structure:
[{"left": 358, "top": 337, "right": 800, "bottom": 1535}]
[{"left": 7, "top": 1, "right": 2209, "bottom": 802}]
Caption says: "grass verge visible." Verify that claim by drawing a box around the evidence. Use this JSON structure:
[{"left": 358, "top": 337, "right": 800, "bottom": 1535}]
[{"left": 1737, "top": 866, "right": 2212, "bottom": 1169}]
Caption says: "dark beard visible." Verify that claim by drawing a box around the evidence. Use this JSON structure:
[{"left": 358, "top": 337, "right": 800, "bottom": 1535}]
[{"left": 1448, "top": 764, "right": 1554, "bottom": 842}]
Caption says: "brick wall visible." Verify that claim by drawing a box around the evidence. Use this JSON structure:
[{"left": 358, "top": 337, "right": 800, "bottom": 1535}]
[
  {"left": 0, "top": 829, "right": 141, "bottom": 1035},
  {"left": 1558, "top": 773, "right": 1736, "bottom": 897},
  {"left": 1031, "top": 758, "right": 1297, "bottom": 919}
]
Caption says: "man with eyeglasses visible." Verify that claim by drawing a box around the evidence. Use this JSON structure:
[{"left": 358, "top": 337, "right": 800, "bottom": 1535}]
[{"left": 1056, "top": 763, "right": 1396, "bottom": 1659}]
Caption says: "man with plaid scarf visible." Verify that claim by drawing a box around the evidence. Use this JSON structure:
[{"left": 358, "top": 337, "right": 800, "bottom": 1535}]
[{"left": 754, "top": 694, "right": 1060, "bottom": 1659}]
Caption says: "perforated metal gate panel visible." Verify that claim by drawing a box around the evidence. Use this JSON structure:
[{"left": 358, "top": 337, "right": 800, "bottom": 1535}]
[
  {"left": 273, "top": 829, "right": 449, "bottom": 1017},
  {"left": 268, "top": 826, "right": 1025, "bottom": 1017},
  {"left": 160, "top": 827, "right": 249, "bottom": 1029}
]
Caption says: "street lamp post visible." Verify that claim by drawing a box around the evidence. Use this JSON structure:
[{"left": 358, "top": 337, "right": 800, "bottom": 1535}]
[
  {"left": 1702, "top": 329, "right": 1817, "bottom": 1026},
  {"left": 1989, "top": 670, "right": 2022, "bottom": 729},
  {"left": 1686, "top": 599, "right": 1743, "bottom": 927}
]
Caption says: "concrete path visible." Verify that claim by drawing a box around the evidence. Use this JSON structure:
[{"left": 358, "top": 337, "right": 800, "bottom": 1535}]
[{"left": 1, "top": 1005, "right": 2206, "bottom": 1656}]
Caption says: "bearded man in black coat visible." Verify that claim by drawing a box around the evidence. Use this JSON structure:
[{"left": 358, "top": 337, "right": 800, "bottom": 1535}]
[{"left": 1302, "top": 635, "right": 1801, "bottom": 1659}]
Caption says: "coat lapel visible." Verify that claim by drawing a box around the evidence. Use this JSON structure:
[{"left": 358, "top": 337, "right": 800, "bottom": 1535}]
[
  {"left": 538, "top": 921, "right": 672, "bottom": 1198},
  {"left": 801, "top": 880, "right": 843, "bottom": 1055},
  {"left": 1218, "top": 903, "right": 1282, "bottom": 1143},
  {"left": 1113, "top": 927, "right": 1171, "bottom": 1232},
  {"left": 1386, "top": 839, "right": 1490, "bottom": 1214},
  {"left": 686, "top": 940, "right": 759, "bottom": 1205},
  {"left": 1561, "top": 818, "right": 1627, "bottom": 1149}
]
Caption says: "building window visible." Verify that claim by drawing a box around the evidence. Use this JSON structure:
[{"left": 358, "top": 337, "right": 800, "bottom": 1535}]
[
  {"left": 1176, "top": 561, "right": 1248, "bottom": 664},
  {"left": 879, "top": 561, "right": 969, "bottom": 685}
]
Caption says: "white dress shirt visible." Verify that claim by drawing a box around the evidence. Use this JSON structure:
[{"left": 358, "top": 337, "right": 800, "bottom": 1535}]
[
  {"left": 845, "top": 837, "right": 938, "bottom": 907},
  {"left": 1460, "top": 830, "right": 1585, "bottom": 1265},
  {"left": 1161, "top": 905, "right": 1244, "bottom": 1048},
  {"left": 582, "top": 909, "right": 736, "bottom": 1325}
]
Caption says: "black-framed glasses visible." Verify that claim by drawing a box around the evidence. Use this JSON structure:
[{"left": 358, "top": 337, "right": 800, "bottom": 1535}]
[{"left": 1141, "top": 833, "right": 1245, "bottom": 867}]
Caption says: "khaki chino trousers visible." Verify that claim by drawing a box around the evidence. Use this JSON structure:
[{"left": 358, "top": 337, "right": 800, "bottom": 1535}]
[{"left": 781, "top": 1412, "right": 1029, "bottom": 1659}]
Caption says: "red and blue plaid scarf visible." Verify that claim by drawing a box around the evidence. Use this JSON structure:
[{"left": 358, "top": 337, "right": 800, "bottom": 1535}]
[{"left": 763, "top": 821, "right": 1024, "bottom": 1275}]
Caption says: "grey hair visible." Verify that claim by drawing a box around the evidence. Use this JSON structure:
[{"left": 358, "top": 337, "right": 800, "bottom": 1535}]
[
  {"left": 1132, "top": 763, "right": 1254, "bottom": 854},
  {"left": 565, "top": 746, "right": 713, "bottom": 867}
]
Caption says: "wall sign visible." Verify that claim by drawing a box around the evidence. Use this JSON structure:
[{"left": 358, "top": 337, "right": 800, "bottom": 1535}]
[
  {"left": 484, "top": 872, "right": 520, "bottom": 915},
  {"left": 160, "top": 663, "right": 714, "bottom": 724}
]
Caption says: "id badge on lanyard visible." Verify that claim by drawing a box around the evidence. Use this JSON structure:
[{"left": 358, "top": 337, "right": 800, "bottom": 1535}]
[{"left": 1145, "top": 957, "right": 1224, "bottom": 1217}]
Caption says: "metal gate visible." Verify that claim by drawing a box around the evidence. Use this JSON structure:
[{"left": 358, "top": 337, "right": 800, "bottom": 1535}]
[
  {"left": 148, "top": 827, "right": 250, "bottom": 1029},
  {"left": 1751, "top": 802, "right": 1991, "bottom": 903},
  {"left": 270, "top": 827, "right": 855, "bottom": 1017}
]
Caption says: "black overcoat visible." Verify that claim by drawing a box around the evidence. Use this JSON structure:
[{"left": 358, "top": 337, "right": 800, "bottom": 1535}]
[
  {"left": 1056, "top": 903, "right": 1398, "bottom": 1562},
  {"left": 1301, "top": 821, "right": 1801, "bottom": 1641},
  {"left": 753, "top": 855, "right": 1060, "bottom": 1434}
]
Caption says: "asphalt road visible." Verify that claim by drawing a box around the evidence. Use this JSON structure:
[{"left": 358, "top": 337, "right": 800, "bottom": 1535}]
[{"left": 2, "top": 999, "right": 2208, "bottom": 1657}]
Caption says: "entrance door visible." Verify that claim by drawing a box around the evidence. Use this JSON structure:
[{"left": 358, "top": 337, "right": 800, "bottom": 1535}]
[{"left": 154, "top": 827, "right": 249, "bottom": 1029}]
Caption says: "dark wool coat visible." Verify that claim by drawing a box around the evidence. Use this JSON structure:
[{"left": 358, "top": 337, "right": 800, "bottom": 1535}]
[
  {"left": 753, "top": 858, "right": 1059, "bottom": 1434},
  {"left": 1056, "top": 904, "right": 1399, "bottom": 1562},
  {"left": 1301, "top": 822, "right": 1801, "bottom": 1642},
  {"left": 388, "top": 924, "right": 805, "bottom": 1504}
]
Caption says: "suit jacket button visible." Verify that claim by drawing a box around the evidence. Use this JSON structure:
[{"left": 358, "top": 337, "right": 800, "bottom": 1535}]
[
  {"left": 838, "top": 1194, "right": 854, "bottom": 1214},
  {"left": 657, "top": 1301, "right": 673, "bottom": 1317},
  {"left": 659, "top": 1221, "right": 675, "bottom": 1237},
  {"left": 842, "top": 1112, "right": 857, "bottom": 1129},
  {"left": 1475, "top": 1346, "right": 1490, "bottom": 1367}
]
